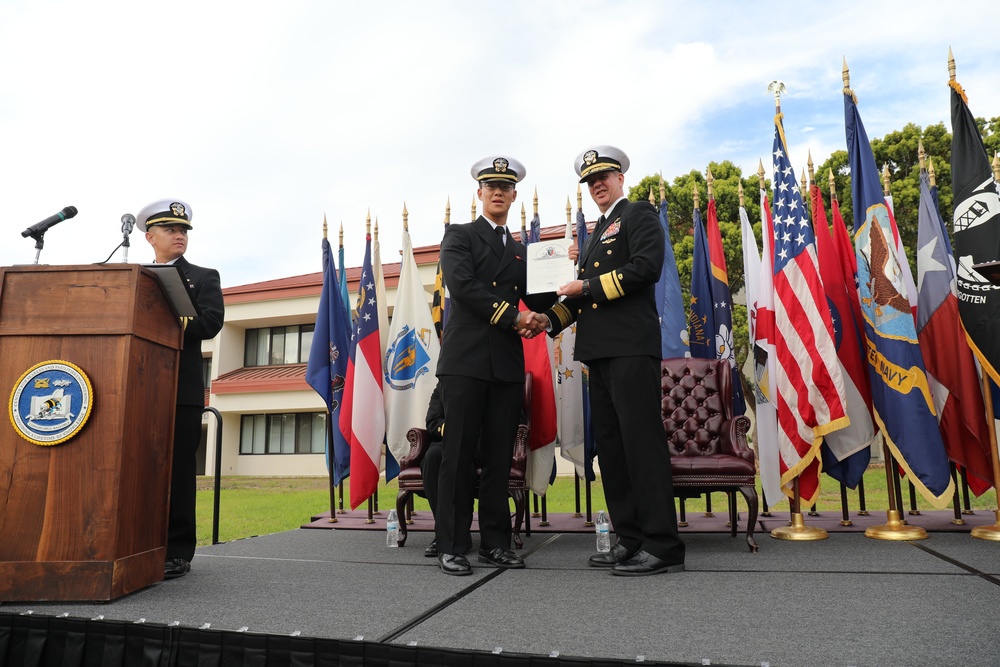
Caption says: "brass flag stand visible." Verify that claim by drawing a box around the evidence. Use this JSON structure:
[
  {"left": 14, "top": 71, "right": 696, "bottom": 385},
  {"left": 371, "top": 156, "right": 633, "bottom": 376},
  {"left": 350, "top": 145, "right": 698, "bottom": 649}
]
[{"left": 771, "top": 477, "right": 828, "bottom": 541}]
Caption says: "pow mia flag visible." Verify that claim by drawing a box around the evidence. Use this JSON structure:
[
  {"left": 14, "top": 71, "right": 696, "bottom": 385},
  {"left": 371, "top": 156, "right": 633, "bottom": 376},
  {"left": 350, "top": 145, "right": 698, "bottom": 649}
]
[{"left": 950, "top": 80, "right": 1000, "bottom": 383}]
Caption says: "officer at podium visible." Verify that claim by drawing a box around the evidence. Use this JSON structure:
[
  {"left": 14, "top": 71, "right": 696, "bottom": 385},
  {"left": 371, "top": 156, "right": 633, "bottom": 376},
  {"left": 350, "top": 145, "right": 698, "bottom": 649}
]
[{"left": 139, "top": 199, "right": 225, "bottom": 580}]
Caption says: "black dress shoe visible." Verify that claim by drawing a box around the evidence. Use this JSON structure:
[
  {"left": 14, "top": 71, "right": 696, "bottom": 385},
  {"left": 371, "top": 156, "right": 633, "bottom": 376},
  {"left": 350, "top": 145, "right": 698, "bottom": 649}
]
[
  {"left": 610, "top": 550, "right": 685, "bottom": 577},
  {"left": 424, "top": 539, "right": 438, "bottom": 558},
  {"left": 164, "top": 558, "right": 191, "bottom": 580},
  {"left": 477, "top": 547, "right": 525, "bottom": 569},
  {"left": 588, "top": 543, "right": 634, "bottom": 568},
  {"left": 438, "top": 553, "right": 472, "bottom": 576}
]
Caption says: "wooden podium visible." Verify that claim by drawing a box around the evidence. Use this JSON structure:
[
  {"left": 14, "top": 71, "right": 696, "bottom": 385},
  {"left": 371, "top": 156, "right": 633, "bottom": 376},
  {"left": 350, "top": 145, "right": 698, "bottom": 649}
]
[{"left": 0, "top": 265, "right": 184, "bottom": 601}]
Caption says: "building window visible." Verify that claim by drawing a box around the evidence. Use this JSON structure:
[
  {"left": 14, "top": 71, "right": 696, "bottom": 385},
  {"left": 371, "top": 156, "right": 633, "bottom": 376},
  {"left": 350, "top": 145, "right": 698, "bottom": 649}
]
[
  {"left": 240, "top": 412, "right": 327, "bottom": 455},
  {"left": 244, "top": 325, "right": 315, "bottom": 367}
]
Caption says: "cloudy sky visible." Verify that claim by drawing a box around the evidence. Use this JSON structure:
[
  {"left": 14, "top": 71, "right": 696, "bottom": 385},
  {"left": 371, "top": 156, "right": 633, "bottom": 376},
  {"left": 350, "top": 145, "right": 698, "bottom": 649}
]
[{"left": 2, "top": 1, "right": 998, "bottom": 287}]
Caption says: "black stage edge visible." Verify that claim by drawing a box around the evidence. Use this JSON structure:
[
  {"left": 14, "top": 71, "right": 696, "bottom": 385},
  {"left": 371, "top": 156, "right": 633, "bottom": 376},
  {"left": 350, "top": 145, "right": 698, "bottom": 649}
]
[{"left": 3, "top": 526, "right": 1000, "bottom": 667}]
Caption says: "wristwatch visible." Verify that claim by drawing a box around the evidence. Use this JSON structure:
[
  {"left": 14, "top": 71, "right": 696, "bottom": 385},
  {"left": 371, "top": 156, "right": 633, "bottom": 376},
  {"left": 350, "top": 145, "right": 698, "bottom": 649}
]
[{"left": 581, "top": 279, "right": 591, "bottom": 297}]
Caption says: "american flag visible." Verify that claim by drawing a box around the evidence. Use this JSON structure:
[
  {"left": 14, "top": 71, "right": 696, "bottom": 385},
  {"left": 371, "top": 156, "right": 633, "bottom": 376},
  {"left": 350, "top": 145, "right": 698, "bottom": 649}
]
[{"left": 771, "top": 115, "right": 848, "bottom": 504}]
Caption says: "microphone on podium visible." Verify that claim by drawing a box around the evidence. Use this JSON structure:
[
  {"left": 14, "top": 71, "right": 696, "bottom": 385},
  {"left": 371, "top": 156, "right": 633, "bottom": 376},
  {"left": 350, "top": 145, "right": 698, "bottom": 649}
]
[
  {"left": 21, "top": 206, "right": 78, "bottom": 238},
  {"left": 121, "top": 213, "right": 136, "bottom": 262}
]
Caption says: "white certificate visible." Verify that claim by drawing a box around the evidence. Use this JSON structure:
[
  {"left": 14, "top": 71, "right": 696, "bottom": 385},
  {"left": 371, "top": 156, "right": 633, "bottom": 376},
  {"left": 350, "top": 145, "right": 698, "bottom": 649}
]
[{"left": 526, "top": 238, "right": 575, "bottom": 294}]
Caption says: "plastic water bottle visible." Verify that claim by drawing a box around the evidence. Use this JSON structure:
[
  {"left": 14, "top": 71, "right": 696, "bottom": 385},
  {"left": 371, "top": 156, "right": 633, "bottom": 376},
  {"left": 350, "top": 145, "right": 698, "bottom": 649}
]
[
  {"left": 595, "top": 510, "right": 611, "bottom": 553},
  {"left": 386, "top": 509, "right": 399, "bottom": 547}
]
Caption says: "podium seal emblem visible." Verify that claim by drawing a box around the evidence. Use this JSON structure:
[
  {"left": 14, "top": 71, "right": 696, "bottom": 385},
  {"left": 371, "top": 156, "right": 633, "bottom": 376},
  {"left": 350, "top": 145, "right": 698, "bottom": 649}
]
[{"left": 8, "top": 360, "right": 93, "bottom": 446}]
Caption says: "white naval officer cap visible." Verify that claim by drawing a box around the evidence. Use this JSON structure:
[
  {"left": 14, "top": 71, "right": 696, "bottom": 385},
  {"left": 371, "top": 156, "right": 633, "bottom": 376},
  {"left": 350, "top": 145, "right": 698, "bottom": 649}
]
[
  {"left": 470, "top": 155, "right": 526, "bottom": 184},
  {"left": 136, "top": 199, "right": 193, "bottom": 232},
  {"left": 575, "top": 146, "right": 630, "bottom": 183}
]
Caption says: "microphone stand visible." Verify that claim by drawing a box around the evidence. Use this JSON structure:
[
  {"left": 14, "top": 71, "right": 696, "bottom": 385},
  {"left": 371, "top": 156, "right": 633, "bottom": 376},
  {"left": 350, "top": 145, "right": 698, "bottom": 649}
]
[{"left": 28, "top": 231, "right": 46, "bottom": 265}]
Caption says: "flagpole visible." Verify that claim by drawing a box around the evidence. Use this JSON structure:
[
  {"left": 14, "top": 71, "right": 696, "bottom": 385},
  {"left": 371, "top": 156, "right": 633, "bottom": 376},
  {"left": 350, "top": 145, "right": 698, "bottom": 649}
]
[{"left": 521, "top": 203, "right": 527, "bottom": 243}]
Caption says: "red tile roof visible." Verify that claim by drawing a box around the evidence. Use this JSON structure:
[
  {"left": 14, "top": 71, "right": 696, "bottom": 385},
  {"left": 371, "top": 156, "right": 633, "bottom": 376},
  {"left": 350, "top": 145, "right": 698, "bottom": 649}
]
[{"left": 213, "top": 364, "right": 311, "bottom": 394}]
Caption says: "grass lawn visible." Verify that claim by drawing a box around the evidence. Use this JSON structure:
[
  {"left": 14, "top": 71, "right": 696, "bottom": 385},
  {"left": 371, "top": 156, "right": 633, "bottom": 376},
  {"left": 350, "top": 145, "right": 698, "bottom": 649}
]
[{"left": 195, "top": 466, "right": 997, "bottom": 547}]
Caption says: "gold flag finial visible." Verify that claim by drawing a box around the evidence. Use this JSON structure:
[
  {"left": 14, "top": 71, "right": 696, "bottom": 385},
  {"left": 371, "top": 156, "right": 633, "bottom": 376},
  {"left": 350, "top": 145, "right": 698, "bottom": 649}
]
[
  {"left": 339, "top": 222, "right": 344, "bottom": 247},
  {"left": 692, "top": 181, "right": 700, "bottom": 210},
  {"left": 648, "top": 188, "right": 655, "bottom": 205},
  {"left": 929, "top": 157, "right": 937, "bottom": 187},
  {"left": 471, "top": 193, "right": 477, "bottom": 222},
  {"left": 402, "top": 202, "right": 409, "bottom": 232},
  {"left": 706, "top": 166, "right": 714, "bottom": 200},
  {"left": 323, "top": 213, "right": 328, "bottom": 240},
  {"left": 807, "top": 149, "right": 815, "bottom": 183},
  {"left": 738, "top": 180, "right": 745, "bottom": 208},
  {"left": 366, "top": 209, "right": 371, "bottom": 236},
  {"left": 918, "top": 139, "right": 926, "bottom": 172},
  {"left": 374, "top": 216, "right": 379, "bottom": 240},
  {"left": 882, "top": 164, "right": 891, "bottom": 196},
  {"left": 659, "top": 173, "right": 666, "bottom": 202},
  {"left": 757, "top": 159, "right": 766, "bottom": 191},
  {"left": 566, "top": 196, "right": 572, "bottom": 222},
  {"left": 521, "top": 202, "right": 527, "bottom": 233},
  {"left": 842, "top": 57, "right": 857, "bottom": 103},
  {"left": 445, "top": 196, "right": 451, "bottom": 224},
  {"left": 801, "top": 168, "right": 809, "bottom": 216},
  {"left": 533, "top": 187, "right": 539, "bottom": 217},
  {"left": 767, "top": 80, "right": 786, "bottom": 111},
  {"left": 576, "top": 183, "right": 583, "bottom": 211},
  {"left": 828, "top": 168, "right": 837, "bottom": 202},
  {"left": 948, "top": 46, "right": 956, "bottom": 82}
]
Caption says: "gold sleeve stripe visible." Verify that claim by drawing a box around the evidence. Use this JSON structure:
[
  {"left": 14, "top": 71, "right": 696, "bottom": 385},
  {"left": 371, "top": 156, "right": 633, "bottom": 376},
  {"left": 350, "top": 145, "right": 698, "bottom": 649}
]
[
  {"left": 552, "top": 302, "right": 573, "bottom": 328},
  {"left": 600, "top": 272, "right": 625, "bottom": 300},
  {"left": 491, "top": 301, "right": 510, "bottom": 325}
]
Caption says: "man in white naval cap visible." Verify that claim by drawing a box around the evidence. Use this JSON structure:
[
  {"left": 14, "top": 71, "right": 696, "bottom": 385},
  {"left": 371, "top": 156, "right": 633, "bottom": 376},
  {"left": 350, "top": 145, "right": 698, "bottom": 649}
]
[
  {"left": 536, "top": 146, "right": 685, "bottom": 576},
  {"left": 139, "top": 199, "right": 224, "bottom": 580},
  {"left": 432, "top": 156, "right": 555, "bottom": 575}
]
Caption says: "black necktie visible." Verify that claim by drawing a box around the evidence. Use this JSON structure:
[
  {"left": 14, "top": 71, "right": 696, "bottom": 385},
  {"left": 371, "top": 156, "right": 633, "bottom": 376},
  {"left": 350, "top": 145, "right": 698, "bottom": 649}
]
[{"left": 495, "top": 226, "right": 506, "bottom": 246}]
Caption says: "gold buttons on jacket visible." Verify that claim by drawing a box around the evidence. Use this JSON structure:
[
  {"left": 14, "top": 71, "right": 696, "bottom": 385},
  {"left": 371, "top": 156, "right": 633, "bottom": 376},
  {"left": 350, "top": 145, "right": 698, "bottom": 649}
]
[
  {"left": 492, "top": 302, "right": 498, "bottom": 308},
  {"left": 592, "top": 303, "right": 598, "bottom": 309},
  {"left": 492, "top": 281, "right": 497, "bottom": 286},
  {"left": 593, "top": 261, "right": 600, "bottom": 268},
  {"left": 577, "top": 308, "right": 582, "bottom": 315},
  {"left": 606, "top": 250, "right": 612, "bottom": 255}
]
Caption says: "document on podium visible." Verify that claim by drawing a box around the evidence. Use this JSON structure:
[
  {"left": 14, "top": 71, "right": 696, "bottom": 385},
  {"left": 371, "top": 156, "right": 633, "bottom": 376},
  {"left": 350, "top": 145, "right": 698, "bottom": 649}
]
[
  {"left": 142, "top": 264, "right": 201, "bottom": 318},
  {"left": 526, "top": 238, "right": 575, "bottom": 295}
]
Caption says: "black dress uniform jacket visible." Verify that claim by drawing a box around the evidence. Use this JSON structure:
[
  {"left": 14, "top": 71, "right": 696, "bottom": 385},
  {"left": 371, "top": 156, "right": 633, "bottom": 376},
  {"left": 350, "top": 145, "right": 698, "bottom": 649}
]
[{"left": 543, "top": 198, "right": 662, "bottom": 359}]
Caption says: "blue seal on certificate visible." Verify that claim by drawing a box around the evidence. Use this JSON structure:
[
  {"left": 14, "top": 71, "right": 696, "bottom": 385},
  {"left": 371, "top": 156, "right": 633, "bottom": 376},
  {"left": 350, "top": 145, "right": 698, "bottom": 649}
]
[{"left": 8, "top": 360, "right": 93, "bottom": 446}]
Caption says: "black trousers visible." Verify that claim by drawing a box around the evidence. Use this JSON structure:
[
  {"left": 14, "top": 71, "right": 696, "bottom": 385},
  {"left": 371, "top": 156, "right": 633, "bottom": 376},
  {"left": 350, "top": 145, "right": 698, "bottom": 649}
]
[
  {"left": 588, "top": 355, "right": 685, "bottom": 564},
  {"left": 167, "top": 405, "right": 201, "bottom": 562},
  {"left": 435, "top": 375, "right": 521, "bottom": 555}
]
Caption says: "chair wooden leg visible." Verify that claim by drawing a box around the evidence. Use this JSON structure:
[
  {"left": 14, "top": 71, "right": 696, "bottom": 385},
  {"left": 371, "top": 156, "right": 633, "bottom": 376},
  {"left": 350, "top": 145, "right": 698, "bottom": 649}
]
[
  {"left": 728, "top": 491, "right": 738, "bottom": 537},
  {"left": 511, "top": 488, "right": 525, "bottom": 550},
  {"left": 396, "top": 490, "right": 411, "bottom": 547},
  {"left": 738, "top": 485, "right": 759, "bottom": 553}
]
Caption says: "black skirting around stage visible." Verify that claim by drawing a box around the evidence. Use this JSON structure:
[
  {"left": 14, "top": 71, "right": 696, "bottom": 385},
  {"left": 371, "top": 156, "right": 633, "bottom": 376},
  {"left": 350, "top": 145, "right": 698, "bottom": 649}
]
[{"left": 2, "top": 522, "right": 1000, "bottom": 667}]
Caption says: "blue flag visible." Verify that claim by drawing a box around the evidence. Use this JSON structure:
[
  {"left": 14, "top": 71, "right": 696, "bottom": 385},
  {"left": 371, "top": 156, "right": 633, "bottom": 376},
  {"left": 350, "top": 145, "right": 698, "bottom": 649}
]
[
  {"left": 656, "top": 198, "right": 689, "bottom": 359},
  {"left": 305, "top": 238, "right": 352, "bottom": 486},
  {"left": 845, "top": 90, "right": 954, "bottom": 507},
  {"left": 688, "top": 206, "right": 716, "bottom": 360},
  {"left": 529, "top": 211, "right": 541, "bottom": 244}
]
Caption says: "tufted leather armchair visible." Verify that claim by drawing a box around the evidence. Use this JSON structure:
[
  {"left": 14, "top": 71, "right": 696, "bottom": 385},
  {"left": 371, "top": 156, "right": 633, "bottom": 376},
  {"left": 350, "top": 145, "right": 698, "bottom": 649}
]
[
  {"left": 395, "top": 373, "right": 532, "bottom": 549},
  {"left": 661, "top": 358, "right": 759, "bottom": 552}
]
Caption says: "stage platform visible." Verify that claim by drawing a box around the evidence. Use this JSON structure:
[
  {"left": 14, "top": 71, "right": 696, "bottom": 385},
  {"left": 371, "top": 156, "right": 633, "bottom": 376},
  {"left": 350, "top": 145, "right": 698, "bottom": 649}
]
[{"left": 3, "top": 513, "right": 1000, "bottom": 666}]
